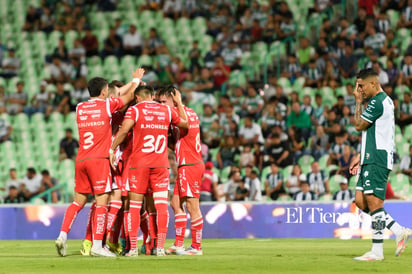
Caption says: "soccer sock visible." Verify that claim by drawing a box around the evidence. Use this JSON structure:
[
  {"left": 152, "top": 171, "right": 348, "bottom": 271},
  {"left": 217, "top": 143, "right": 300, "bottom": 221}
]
[
  {"left": 84, "top": 202, "right": 96, "bottom": 241},
  {"left": 140, "top": 211, "right": 149, "bottom": 246},
  {"left": 60, "top": 201, "right": 83, "bottom": 235},
  {"left": 385, "top": 210, "right": 403, "bottom": 237},
  {"left": 129, "top": 201, "right": 142, "bottom": 250},
  {"left": 174, "top": 213, "right": 187, "bottom": 247},
  {"left": 370, "top": 208, "right": 385, "bottom": 257},
  {"left": 92, "top": 205, "right": 108, "bottom": 249},
  {"left": 122, "top": 210, "right": 130, "bottom": 250},
  {"left": 106, "top": 200, "right": 122, "bottom": 237},
  {"left": 110, "top": 209, "right": 123, "bottom": 244},
  {"left": 148, "top": 211, "right": 158, "bottom": 249},
  {"left": 190, "top": 216, "right": 203, "bottom": 250},
  {"left": 154, "top": 195, "right": 169, "bottom": 250}
]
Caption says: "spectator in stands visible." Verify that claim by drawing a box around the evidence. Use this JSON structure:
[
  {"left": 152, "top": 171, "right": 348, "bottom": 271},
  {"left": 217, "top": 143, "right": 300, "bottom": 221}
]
[
  {"left": 338, "top": 44, "right": 357, "bottom": 79},
  {"left": 397, "top": 0, "right": 412, "bottom": 29},
  {"left": 199, "top": 103, "right": 219, "bottom": 132},
  {"left": 4, "top": 186, "right": 25, "bottom": 204},
  {"left": 216, "top": 136, "right": 239, "bottom": 169},
  {"left": 147, "top": 28, "right": 163, "bottom": 56},
  {"left": 239, "top": 144, "right": 255, "bottom": 169},
  {"left": 22, "top": 6, "right": 40, "bottom": 32},
  {"left": 7, "top": 81, "right": 27, "bottom": 115},
  {"left": 20, "top": 167, "right": 42, "bottom": 200},
  {"left": 293, "top": 175, "right": 317, "bottom": 201},
  {"left": 238, "top": 115, "right": 264, "bottom": 146},
  {"left": 310, "top": 125, "right": 330, "bottom": 160},
  {"left": 68, "top": 38, "right": 86, "bottom": 62},
  {"left": 286, "top": 101, "right": 311, "bottom": 140},
  {"left": 332, "top": 177, "right": 353, "bottom": 201},
  {"left": 398, "top": 55, "right": 412, "bottom": 86},
  {"left": 373, "top": 61, "right": 389, "bottom": 85},
  {"left": 101, "top": 26, "right": 123, "bottom": 59},
  {"left": 204, "top": 41, "right": 221, "bottom": 69},
  {"left": 364, "top": 27, "right": 386, "bottom": 54},
  {"left": 307, "top": 161, "right": 329, "bottom": 196},
  {"left": 338, "top": 145, "right": 354, "bottom": 179},
  {"left": 52, "top": 37, "right": 69, "bottom": 63},
  {"left": 40, "top": 6, "right": 55, "bottom": 33},
  {"left": 200, "top": 161, "right": 219, "bottom": 202},
  {"left": 81, "top": 27, "right": 99, "bottom": 57},
  {"left": 265, "top": 162, "right": 285, "bottom": 200},
  {"left": 265, "top": 128, "right": 293, "bottom": 168},
  {"left": 304, "top": 58, "right": 322, "bottom": 87},
  {"left": 46, "top": 82, "right": 71, "bottom": 117},
  {"left": 234, "top": 179, "right": 249, "bottom": 201},
  {"left": 328, "top": 131, "right": 348, "bottom": 165},
  {"left": 212, "top": 56, "right": 231, "bottom": 90},
  {"left": 67, "top": 57, "right": 87, "bottom": 84},
  {"left": 163, "top": 0, "right": 182, "bottom": 19},
  {"left": 241, "top": 84, "right": 264, "bottom": 119},
  {"left": 98, "top": 0, "right": 117, "bottom": 11},
  {"left": 0, "top": 49, "right": 20, "bottom": 79},
  {"left": 39, "top": 169, "right": 59, "bottom": 203},
  {"left": 3, "top": 168, "right": 21, "bottom": 192},
  {"left": 24, "top": 80, "right": 50, "bottom": 117},
  {"left": 0, "top": 86, "right": 6, "bottom": 113},
  {"left": 221, "top": 40, "right": 242, "bottom": 71},
  {"left": 400, "top": 145, "right": 412, "bottom": 178},
  {"left": 288, "top": 125, "right": 305, "bottom": 163},
  {"left": 0, "top": 117, "right": 12, "bottom": 143},
  {"left": 286, "top": 164, "right": 303, "bottom": 197},
  {"left": 71, "top": 78, "right": 90, "bottom": 106},
  {"left": 188, "top": 40, "right": 201, "bottom": 72},
  {"left": 203, "top": 119, "right": 222, "bottom": 149},
  {"left": 123, "top": 24, "right": 143, "bottom": 56},
  {"left": 399, "top": 92, "right": 412, "bottom": 127},
  {"left": 48, "top": 55, "right": 69, "bottom": 83},
  {"left": 282, "top": 54, "right": 301, "bottom": 83},
  {"left": 59, "top": 128, "right": 79, "bottom": 161},
  {"left": 219, "top": 103, "right": 240, "bottom": 129},
  {"left": 297, "top": 37, "right": 315, "bottom": 67},
  {"left": 224, "top": 170, "right": 243, "bottom": 201},
  {"left": 386, "top": 59, "right": 399, "bottom": 87}
]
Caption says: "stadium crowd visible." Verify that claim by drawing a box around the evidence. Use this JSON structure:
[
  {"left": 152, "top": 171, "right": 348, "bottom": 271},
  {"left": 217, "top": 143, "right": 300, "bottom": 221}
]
[{"left": 1, "top": 0, "right": 412, "bottom": 204}]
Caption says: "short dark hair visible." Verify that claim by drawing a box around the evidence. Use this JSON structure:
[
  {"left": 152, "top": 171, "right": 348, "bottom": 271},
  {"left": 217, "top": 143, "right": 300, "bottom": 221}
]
[
  {"left": 251, "top": 170, "right": 258, "bottom": 176},
  {"left": 41, "top": 170, "right": 50, "bottom": 176},
  {"left": 110, "top": 80, "right": 124, "bottom": 88},
  {"left": 9, "top": 168, "right": 16, "bottom": 172},
  {"left": 88, "top": 77, "right": 108, "bottom": 97},
  {"left": 356, "top": 68, "right": 378, "bottom": 79},
  {"left": 27, "top": 167, "right": 36, "bottom": 174},
  {"left": 135, "top": 85, "right": 154, "bottom": 98},
  {"left": 157, "top": 85, "right": 175, "bottom": 98},
  {"left": 65, "top": 128, "right": 73, "bottom": 133}
]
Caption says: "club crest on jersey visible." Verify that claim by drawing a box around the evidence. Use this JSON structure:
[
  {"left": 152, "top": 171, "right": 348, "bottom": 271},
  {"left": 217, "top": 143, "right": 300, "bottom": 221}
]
[
  {"left": 364, "top": 171, "right": 369, "bottom": 177},
  {"left": 366, "top": 153, "right": 370, "bottom": 160}
]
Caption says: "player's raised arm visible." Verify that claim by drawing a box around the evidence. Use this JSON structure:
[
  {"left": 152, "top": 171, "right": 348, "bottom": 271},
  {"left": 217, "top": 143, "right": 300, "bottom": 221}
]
[
  {"left": 171, "top": 88, "right": 188, "bottom": 129},
  {"left": 119, "top": 68, "right": 145, "bottom": 106},
  {"left": 353, "top": 81, "right": 371, "bottom": 131},
  {"left": 109, "top": 112, "right": 136, "bottom": 169}
]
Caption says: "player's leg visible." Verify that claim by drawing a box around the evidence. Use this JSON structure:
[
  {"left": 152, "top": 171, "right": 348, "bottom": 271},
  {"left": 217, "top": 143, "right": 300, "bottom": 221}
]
[
  {"left": 120, "top": 197, "right": 130, "bottom": 255},
  {"left": 56, "top": 191, "right": 88, "bottom": 257},
  {"left": 139, "top": 202, "right": 150, "bottom": 255},
  {"left": 166, "top": 185, "right": 187, "bottom": 254},
  {"left": 150, "top": 168, "right": 170, "bottom": 256},
  {"left": 106, "top": 188, "right": 123, "bottom": 254},
  {"left": 80, "top": 201, "right": 96, "bottom": 256},
  {"left": 146, "top": 195, "right": 158, "bottom": 255}
]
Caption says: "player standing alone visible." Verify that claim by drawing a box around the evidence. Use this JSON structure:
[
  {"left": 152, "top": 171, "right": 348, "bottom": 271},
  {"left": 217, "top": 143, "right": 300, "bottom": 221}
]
[
  {"left": 350, "top": 68, "right": 412, "bottom": 261},
  {"left": 55, "top": 68, "right": 144, "bottom": 257},
  {"left": 158, "top": 86, "right": 205, "bottom": 255},
  {"left": 110, "top": 85, "right": 188, "bottom": 256}
]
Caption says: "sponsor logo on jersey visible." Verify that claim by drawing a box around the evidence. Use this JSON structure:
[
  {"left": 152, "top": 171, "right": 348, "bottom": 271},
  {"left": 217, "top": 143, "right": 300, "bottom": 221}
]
[
  {"left": 144, "top": 116, "right": 154, "bottom": 121},
  {"left": 142, "top": 109, "right": 166, "bottom": 116},
  {"left": 80, "top": 116, "right": 88, "bottom": 121},
  {"left": 189, "top": 124, "right": 200, "bottom": 129},
  {"left": 158, "top": 116, "right": 165, "bottom": 121},
  {"left": 79, "top": 109, "right": 101, "bottom": 115},
  {"left": 91, "top": 114, "right": 101, "bottom": 118}
]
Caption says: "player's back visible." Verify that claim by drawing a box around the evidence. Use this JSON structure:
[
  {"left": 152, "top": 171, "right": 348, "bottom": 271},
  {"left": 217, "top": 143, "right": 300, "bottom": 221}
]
[
  {"left": 128, "top": 101, "right": 174, "bottom": 168},
  {"left": 175, "top": 106, "right": 203, "bottom": 166},
  {"left": 76, "top": 98, "right": 122, "bottom": 161}
]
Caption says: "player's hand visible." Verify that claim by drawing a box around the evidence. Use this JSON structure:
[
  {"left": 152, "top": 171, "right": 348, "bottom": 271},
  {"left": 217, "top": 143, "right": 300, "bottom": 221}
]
[
  {"left": 109, "top": 151, "right": 116, "bottom": 170},
  {"left": 171, "top": 88, "right": 183, "bottom": 105},
  {"left": 349, "top": 155, "right": 360, "bottom": 175},
  {"left": 353, "top": 82, "right": 363, "bottom": 103},
  {"left": 133, "top": 68, "right": 145, "bottom": 79}
]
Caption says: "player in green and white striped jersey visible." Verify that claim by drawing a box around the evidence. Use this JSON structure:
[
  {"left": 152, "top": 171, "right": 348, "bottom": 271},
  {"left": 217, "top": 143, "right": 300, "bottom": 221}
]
[{"left": 350, "top": 68, "right": 412, "bottom": 261}]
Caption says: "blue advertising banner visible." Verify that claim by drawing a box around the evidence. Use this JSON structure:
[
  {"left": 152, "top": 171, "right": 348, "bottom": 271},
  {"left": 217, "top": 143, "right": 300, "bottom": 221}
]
[{"left": 0, "top": 202, "right": 411, "bottom": 240}]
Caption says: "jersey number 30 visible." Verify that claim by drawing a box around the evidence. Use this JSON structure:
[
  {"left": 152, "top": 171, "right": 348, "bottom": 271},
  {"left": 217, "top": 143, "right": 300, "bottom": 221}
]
[{"left": 142, "top": 135, "right": 166, "bottom": 153}]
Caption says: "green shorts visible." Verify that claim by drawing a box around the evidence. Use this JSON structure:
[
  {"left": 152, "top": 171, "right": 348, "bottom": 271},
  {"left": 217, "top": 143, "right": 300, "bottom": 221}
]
[{"left": 356, "top": 164, "right": 390, "bottom": 200}]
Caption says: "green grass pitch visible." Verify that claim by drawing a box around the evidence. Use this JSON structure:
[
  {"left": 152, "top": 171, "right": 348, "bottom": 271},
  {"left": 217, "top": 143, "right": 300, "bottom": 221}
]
[{"left": 0, "top": 239, "right": 411, "bottom": 274}]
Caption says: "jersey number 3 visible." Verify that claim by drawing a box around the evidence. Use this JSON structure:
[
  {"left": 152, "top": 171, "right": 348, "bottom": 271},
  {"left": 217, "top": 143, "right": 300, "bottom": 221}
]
[
  {"left": 142, "top": 135, "right": 166, "bottom": 153},
  {"left": 83, "top": 132, "right": 94, "bottom": 149}
]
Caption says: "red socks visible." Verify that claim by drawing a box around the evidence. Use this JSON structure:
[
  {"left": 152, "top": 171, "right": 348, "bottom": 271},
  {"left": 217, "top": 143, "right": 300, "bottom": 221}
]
[
  {"left": 93, "top": 205, "right": 108, "bottom": 241},
  {"left": 140, "top": 211, "right": 149, "bottom": 246},
  {"left": 148, "top": 211, "right": 157, "bottom": 250},
  {"left": 154, "top": 196, "right": 169, "bottom": 249},
  {"left": 191, "top": 216, "right": 203, "bottom": 250},
  {"left": 174, "top": 213, "right": 187, "bottom": 247},
  {"left": 84, "top": 202, "right": 96, "bottom": 241},
  {"left": 106, "top": 200, "right": 122, "bottom": 237},
  {"left": 129, "top": 201, "right": 142, "bottom": 250},
  {"left": 61, "top": 201, "right": 83, "bottom": 233}
]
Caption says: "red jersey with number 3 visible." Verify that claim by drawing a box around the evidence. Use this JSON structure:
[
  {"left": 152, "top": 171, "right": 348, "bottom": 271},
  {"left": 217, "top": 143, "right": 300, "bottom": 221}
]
[
  {"left": 125, "top": 101, "right": 181, "bottom": 168},
  {"left": 174, "top": 106, "right": 203, "bottom": 166},
  {"left": 76, "top": 98, "right": 124, "bottom": 161}
]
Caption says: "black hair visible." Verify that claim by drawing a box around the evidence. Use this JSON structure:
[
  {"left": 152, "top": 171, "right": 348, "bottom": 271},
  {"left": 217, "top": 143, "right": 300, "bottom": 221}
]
[
  {"left": 88, "top": 77, "right": 108, "bottom": 97},
  {"left": 157, "top": 85, "right": 175, "bottom": 98},
  {"left": 41, "top": 170, "right": 50, "bottom": 176},
  {"left": 356, "top": 68, "right": 379, "bottom": 79},
  {"left": 65, "top": 128, "right": 73, "bottom": 133},
  {"left": 135, "top": 85, "right": 154, "bottom": 98},
  {"left": 9, "top": 168, "right": 16, "bottom": 172},
  {"left": 27, "top": 167, "right": 36, "bottom": 174}
]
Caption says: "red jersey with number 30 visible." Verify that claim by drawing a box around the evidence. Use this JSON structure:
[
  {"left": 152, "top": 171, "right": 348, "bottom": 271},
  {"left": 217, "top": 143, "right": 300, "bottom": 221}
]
[
  {"left": 125, "top": 101, "right": 181, "bottom": 168},
  {"left": 174, "top": 106, "right": 203, "bottom": 166},
  {"left": 76, "top": 98, "right": 124, "bottom": 161}
]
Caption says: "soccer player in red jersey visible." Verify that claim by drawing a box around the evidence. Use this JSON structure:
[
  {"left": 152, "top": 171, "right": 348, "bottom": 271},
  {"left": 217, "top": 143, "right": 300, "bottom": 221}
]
[
  {"left": 55, "top": 68, "right": 145, "bottom": 257},
  {"left": 109, "top": 85, "right": 188, "bottom": 256},
  {"left": 158, "top": 86, "right": 205, "bottom": 255}
]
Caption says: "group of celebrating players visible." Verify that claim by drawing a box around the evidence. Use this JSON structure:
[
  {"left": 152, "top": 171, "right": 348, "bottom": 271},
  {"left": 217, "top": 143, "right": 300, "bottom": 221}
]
[{"left": 55, "top": 68, "right": 204, "bottom": 257}]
